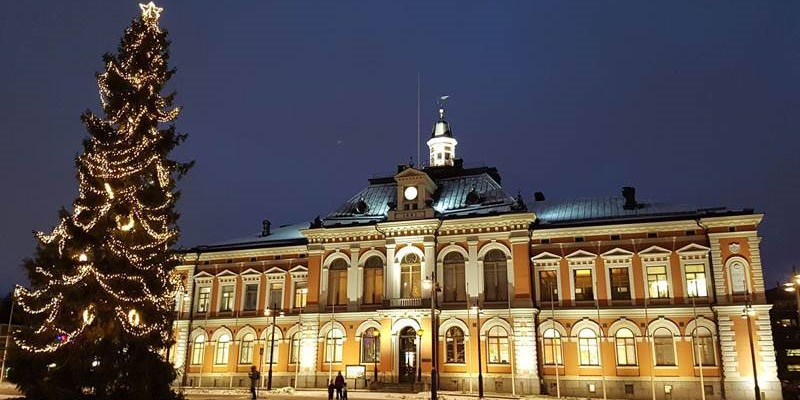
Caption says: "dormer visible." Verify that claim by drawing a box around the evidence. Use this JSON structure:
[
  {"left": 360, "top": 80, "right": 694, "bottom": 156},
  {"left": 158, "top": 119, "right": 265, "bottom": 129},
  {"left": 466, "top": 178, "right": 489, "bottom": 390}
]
[{"left": 388, "top": 166, "right": 437, "bottom": 221}]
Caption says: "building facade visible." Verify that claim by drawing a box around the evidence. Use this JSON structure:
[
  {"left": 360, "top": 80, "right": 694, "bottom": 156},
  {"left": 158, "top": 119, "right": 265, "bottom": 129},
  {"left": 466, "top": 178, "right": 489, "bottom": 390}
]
[
  {"left": 767, "top": 286, "right": 800, "bottom": 399},
  {"left": 169, "top": 107, "right": 780, "bottom": 400}
]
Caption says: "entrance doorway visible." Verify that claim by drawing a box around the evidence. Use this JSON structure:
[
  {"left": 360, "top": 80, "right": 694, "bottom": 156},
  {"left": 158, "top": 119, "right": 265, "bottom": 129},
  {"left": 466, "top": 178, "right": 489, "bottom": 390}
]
[{"left": 398, "top": 327, "right": 418, "bottom": 383}]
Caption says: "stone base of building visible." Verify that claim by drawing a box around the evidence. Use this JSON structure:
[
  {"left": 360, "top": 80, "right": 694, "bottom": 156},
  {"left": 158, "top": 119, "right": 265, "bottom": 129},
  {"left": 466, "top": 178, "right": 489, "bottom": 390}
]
[
  {"left": 724, "top": 380, "right": 782, "bottom": 400},
  {"left": 541, "top": 377, "right": 725, "bottom": 400}
]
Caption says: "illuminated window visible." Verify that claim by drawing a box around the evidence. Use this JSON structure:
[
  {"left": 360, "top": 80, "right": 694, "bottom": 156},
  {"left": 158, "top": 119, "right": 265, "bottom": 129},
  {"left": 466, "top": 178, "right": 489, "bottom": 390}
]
[
  {"left": 686, "top": 264, "right": 707, "bottom": 297},
  {"left": 542, "top": 328, "right": 563, "bottom": 365},
  {"left": 325, "top": 328, "right": 344, "bottom": 363},
  {"left": 264, "top": 332, "right": 279, "bottom": 364},
  {"left": 787, "top": 364, "right": 800, "bottom": 371},
  {"left": 361, "top": 328, "right": 380, "bottom": 363},
  {"left": 328, "top": 259, "right": 348, "bottom": 306},
  {"left": 220, "top": 285, "right": 234, "bottom": 311},
  {"left": 400, "top": 253, "right": 422, "bottom": 299},
  {"left": 693, "top": 328, "right": 715, "bottom": 366},
  {"left": 487, "top": 326, "right": 509, "bottom": 364},
  {"left": 574, "top": 269, "right": 594, "bottom": 301},
  {"left": 214, "top": 334, "right": 231, "bottom": 365},
  {"left": 239, "top": 333, "right": 255, "bottom": 364},
  {"left": 445, "top": 327, "right": 465, "bottom": 363},
  {"left": 484, "top": 250, "right": 508, "bottom": 302},
  {"left": 539, "top": 270, "right": 559, "bottom": 302},
  {"left": 191, "top": 335, "right": 205, "bottom": 365},
  {"left": 578, "top": 329, "right": 599, "bottom": 366},
  {"left": 294, "top": 282, "right": 308, "bottom": 309},
  {"left": 610, "top": 268, "right": 631, "bottom": 301},
  {"left": 615, "top": 328, "right": 637, "bottom": 366},
  {"left": 787, "top": 349, "right": 800, "bottom": 357},
  {"left": 363, "top": 256, "right": 384, "bottom": 305},
  {"left": 289, "top": 331, "right": 300, "bottom": 364},
  {"left": 197, "top": 286, "right": 211, "bottom": 313},
  {"left": 646, "top": 266, "right": 669, "bottom": 299},
  {"left": 443, "top": 252, "right": 466, "bottom": 302},
  {"left": 653, "top": 328, "right": 676, "bottom": 366}
]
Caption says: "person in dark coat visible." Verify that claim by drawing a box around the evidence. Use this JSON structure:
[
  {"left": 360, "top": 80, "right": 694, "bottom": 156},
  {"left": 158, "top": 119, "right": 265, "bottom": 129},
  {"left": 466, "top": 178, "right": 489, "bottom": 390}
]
[
  {"left": 328, "top": 380, "right": 335, "bottom": 400},
  {"left": 334, "top": 371, "right": 345, "bottom": 400},
  {"left": 248, "top": 366, "right": 261, "bottom": 400},
  {"left": 342, "top": 381, "right": 348, "bottom": 400}
]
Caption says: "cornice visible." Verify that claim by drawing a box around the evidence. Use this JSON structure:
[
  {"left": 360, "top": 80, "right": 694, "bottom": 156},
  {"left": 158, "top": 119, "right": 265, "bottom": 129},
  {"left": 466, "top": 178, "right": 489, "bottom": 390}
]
[
  {"left": 700, "top": 214, "right": 763, "bottom": 229},
  {"left": 531, "top": 220, "right": 699, "bottom": 239},
  {"left": 196, "top": 245, "right": 308, "bottom": 262}
]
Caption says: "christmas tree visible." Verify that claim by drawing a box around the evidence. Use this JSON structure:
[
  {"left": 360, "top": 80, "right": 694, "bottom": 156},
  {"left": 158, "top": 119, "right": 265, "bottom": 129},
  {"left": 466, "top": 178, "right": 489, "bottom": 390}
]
[{"left": 8, "top": 3, "right": 190, "bottom": 399}]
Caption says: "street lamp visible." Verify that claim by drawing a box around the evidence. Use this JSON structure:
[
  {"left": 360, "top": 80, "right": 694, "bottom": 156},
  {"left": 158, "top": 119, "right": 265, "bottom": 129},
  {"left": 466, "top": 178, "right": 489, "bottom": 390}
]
[
  {"left": 373, "top": 330, "right": 381, "bottom": 384},
  {"left": 416, "top": 329, "right": 424, "bottom": 383},
  {"left": 471, "top": 304, "right": 484, "bottom": 399},
  {"left": 741, "top": 303, "right": 760, "bottom": 400},
  {"left": 423, "top": 274, "right": 440, "bottom": 400},
  {"left": 266, "top": 302, "right": 284, "bottom": 390}
]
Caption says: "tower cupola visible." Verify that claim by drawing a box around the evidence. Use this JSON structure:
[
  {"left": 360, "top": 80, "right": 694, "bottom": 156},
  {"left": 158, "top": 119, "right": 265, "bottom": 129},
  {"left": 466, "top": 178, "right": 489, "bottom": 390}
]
[{"left": 427, "top": 98, "right": 458, "bottom": 167}]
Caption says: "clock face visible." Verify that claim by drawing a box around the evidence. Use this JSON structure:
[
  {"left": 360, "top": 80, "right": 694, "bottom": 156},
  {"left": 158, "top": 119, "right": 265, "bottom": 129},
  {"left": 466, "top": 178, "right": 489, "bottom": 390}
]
[{"left": 404, "top": 186, "right": 418, "bottom": 201}]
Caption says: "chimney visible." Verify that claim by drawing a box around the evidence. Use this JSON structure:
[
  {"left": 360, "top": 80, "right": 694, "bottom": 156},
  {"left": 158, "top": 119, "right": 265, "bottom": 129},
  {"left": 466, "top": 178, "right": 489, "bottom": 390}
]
[
  {"left": 261, "top": 219, "right": 271, "bottom": 237},
  {"left": 622, "top": 187, "right": 637, "bottom": 210},
  {"left": 534, "top": 191, "right": 546, "bottom": 202}
]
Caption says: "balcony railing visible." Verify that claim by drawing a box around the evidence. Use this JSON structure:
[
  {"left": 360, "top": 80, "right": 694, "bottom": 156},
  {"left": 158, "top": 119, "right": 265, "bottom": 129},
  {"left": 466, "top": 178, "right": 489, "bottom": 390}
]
[{"left": 388, "top": 298, "right": 423, "bottom": 308}]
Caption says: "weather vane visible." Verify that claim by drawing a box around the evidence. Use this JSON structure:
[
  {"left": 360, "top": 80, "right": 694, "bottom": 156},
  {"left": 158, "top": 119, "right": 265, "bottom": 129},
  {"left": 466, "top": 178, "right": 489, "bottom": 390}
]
[{"left": 438, "top": 95, "right": 450, "bottom": 119}]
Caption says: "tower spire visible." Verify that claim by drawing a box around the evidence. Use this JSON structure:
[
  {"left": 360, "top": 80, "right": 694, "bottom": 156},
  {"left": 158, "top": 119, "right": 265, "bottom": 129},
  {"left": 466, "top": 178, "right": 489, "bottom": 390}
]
[{"left": 427, "top": 95, "right": 458, "bottom": 167}]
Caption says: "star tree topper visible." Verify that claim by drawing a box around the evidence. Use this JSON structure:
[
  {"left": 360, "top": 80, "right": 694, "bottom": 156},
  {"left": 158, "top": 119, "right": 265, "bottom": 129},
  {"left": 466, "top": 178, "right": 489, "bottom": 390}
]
[{"left": 139, "top": 2, "right": 163, "bottom": 24}]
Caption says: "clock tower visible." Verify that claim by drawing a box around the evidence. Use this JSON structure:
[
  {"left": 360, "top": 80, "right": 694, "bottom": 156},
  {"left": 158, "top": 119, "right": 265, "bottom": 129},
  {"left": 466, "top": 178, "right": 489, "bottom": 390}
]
[{"left": 388, "top": 166, "right": 437, "bottom": 221}]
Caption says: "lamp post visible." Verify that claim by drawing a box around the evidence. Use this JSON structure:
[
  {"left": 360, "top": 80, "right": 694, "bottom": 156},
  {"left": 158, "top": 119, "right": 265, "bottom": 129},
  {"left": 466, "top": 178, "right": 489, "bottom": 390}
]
[
  {"left": 742, "top": 302, "right": 760, "bottom": 400},
  {"left": 471, "top": 304, "right": 484, "bottom": 399},
  {"left": 416, "top": 329, "right": 424, "bottom": 383},
  {"left": 266, "top": 302, "right": 284, "bottom": 390},
  {"left": 373, "top": 330, "right": 381, "bottom": 384},
  {"left": 423, "top": 274, "right": 439, "bottom": 400}
]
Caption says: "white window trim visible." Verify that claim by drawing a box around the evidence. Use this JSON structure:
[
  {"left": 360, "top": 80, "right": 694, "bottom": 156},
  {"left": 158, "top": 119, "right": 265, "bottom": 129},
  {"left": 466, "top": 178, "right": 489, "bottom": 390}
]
[
  {"left": 647, "top": 318, "right": 680, "bottom": 368},
  {"left": 686, "top": 317, "right": 718, "bottom": 367},
  {"left": 725, "top": 256, "right": 753, "bottom": 295},
  {"left": 216, "top": 271, "right": 238, "bottom": 312},
  {"left": 321, "top": 251, "right": 351, "bottom": 307},
  {"left": 240, "top": 268, "right": 262, "bottom": 312},
  {"left": 289, "top": 265, "right": 309, "bottom": 311},
  {"left": 566, "top": 250, "right": 597, "bottom": 302},
  {"left": 532, "top": 252, "right": 563, "bottom": 305},
  {"left": 477, "top": 242, "right": 514, "bottom": 303},
  {"left": 677, "top": 244, "right": 712, "bottom": 299},
  {"left": 194, "top": 273, "right": 213, "bottom": 313},
  {"left": 638, "top": 246, "right": 673, "bottom": 302}
]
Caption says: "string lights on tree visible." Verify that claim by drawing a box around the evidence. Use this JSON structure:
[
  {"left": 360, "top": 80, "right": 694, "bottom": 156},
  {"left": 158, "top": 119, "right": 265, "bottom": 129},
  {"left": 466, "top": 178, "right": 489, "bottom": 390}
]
[{"left": 7, "top": 3, "right": 191, "bottom": 399}]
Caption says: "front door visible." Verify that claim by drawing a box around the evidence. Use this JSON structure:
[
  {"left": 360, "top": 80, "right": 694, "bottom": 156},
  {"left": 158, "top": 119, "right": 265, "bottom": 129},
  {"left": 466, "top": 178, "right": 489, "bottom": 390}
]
[{"left": 398, "top": 327, "right": 417, "bottom": 382}]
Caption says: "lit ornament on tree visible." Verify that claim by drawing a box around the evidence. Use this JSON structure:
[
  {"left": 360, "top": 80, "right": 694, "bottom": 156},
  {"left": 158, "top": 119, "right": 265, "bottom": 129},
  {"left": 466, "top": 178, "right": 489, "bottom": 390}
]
[{"left": 9, "top": 3, "right": 190, "bottom": 398}]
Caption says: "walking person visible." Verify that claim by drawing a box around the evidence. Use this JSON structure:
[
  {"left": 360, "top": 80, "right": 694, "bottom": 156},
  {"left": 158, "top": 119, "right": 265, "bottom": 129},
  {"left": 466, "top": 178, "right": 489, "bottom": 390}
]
[
  {"left": 335, "top": 371, "right": 345, "bottom": 400},
  {"left": 342, "top": 381, "right": 348, "bottom": 400},
  {"left": 328, "top": 380, "right": 335, "bottom": 400},
  {"left": 248, "top": 366, "right": 261, "bottom": 400}
]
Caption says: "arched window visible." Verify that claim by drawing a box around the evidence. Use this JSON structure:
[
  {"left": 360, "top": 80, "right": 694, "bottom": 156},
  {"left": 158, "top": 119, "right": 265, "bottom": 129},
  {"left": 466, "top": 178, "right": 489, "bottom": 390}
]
[
  {"left": 693, "top": 327, "right": 715, "bottom": 366},
  {"left": 653, "top": 328, "right": 676, "bottom": 366},
  {"left": 400, "top": 253, "right": 422, "bottom": 299},
  {"left": 265, "top": 332, "right": 280, "bottom": 364},
  {"left": 443, "top": 252, "right": 466, "bottom": 303},
  {"left": 615, "top": 328, "right": 636, "bottom": 366},
  {"left": 445, "top": 327, "right": 465, "bottom": 363},
  {"left": 325, "top": 328, "right": 344, "bottom": 363},
  {"left": 290, "top": 331, "right": 301, "bottom": 364},
  {"left": 578, "top": 329, "right": 599, "bottom": 366},
  {"left": 542, "top": 328, "right": 562, "bottom": 365},
  {"left": 361, "top": 328, "right": 380, "bottom": 363},
  {"left": 239, "top": 333, "right": 255, "bottom": 364},
  {"left": 729, "top": 260, "right": 748, "bottom": 294},
  {"left": 191, "top": 335, "right": 205, "bottom": 365},
  {"left": 487, "top": 326, "right": 509, "bottom": 364},
  {"left": 363, "top": 256, "right": 384, "bottom": 305},
  {"left": 483, "top": 250, "right": 508, "bottom": 302},
  {"left": 214, "top": 334, "right": 231, "bottom": 365},
  {"left": 328, "top": 259, "right": 348, "bottom": 306}
]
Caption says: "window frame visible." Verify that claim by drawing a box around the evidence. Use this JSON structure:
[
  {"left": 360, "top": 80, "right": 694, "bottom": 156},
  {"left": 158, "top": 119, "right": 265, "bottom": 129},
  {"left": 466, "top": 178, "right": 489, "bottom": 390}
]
[
  {"left": 400, "top": 253, "right": 422, "bottom": 299},
  {"left": 577, "top": 328, "right": 600, "bottom": 366},
  {"left": 483, "top": 250, "right": 509, "bottom": 302},
  {"left": 692, "top": 327, "right": 716, "bottom": 366},
  {"left": 486, "top": 325, "right": 510, "bottom": 364},
  {"left": 327, "top": 259, "right": 349, "bottom": 306},
  {"left": 645, "top": 265, "right": 670, "bottom": 299},
  {"left": 443, "top": 252, "right": 467, "bottom": 303},
  {"left": 219, "top": 284, "right": 235, "bottom": 312},
  {"left": 542, "top": 328, "right": 563, "bottom": 366},
  {"left": 445, "top": 327, "right": 466, "bottom": 364},
  {"left": 191, "top": 335, "right": 205, "bottom": 365},
  {"left": 362, "top": 256, "right": 384, "bottom": 305},
  {"left": 325, "top": 328, "right": 345, "bottom": 363},
  {"left": 360, "top": 328, "right": 381, "bottom": 363},
  {"left": 214, "top": 334, "right": 231, "bottom": 365},
  {"left": 238, "top": 333, "right": 255, "bottom": 364},
  {"left": 614, "top": 328, "right": 637, "bottom": 366},
  {"left": 652, "top": 328, "right": 677, "bottom": 367}
]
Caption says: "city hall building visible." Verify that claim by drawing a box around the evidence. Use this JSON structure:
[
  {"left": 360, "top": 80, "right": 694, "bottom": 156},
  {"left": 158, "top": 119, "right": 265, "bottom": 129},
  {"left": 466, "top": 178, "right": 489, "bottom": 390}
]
[{"left": 169, "top": 105, "right": 780, "bottom": 400}]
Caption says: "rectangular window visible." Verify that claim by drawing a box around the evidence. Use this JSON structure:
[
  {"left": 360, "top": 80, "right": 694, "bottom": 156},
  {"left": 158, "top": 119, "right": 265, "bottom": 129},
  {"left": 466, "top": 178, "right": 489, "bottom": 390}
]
[
  {"left": 197, "top": 287, "right": 211, "bottom": 313},
  {"left": 539, "top": 270, "right": 559, "bottom": 302},
  {"left": 787, "top": 349, "right": 800, "bottom": 357},
  {"left": 573, "top": 269, "right": 594, "bottom": 301},
  {"left": 191, "top": 342, "right": 204, "bottom": 365},
  {"left": 654, "top": 335, "right": 676, "bottom": 366},
  {"left": 268, "top": 283, "right": 283, "bottom": 308},
  {"left": 542, "top": 336, "right": 563, "bottom": 365},
  {"left": 239, "top": 339, "right": 254, "bottom": 364},
  {"left": 787, "top": 364, "right": 800, "bottom": 372},
  {"left": 220, "top": 285, "right": 234, "bottom": 311},
  {"left": 685, "top": 264, "right": 707, "bottom": 297},
  {"left": 646, "top": 266, "right": 669, "bottom": 299},
  {"left": 243, "top": 283, "right": 258, "bottom": 311},
  {"left": 294, "top": 282, "right": 308, "bottom": 309},
  {"left": 363, "top": 267, "right": 383, "bottom": 305},
  {"left": 609, "top": 268, "right": 631, "bottom": 301},
  {"left": 328, "top": 269, "right": 348, "bottom": 306}
]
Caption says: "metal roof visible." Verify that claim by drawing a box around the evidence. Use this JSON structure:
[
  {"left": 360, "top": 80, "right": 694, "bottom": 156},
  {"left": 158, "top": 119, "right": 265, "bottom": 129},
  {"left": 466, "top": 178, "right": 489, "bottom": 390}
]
[{"left": 198, "top": 222, "right": 308, "bottom": 251}]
